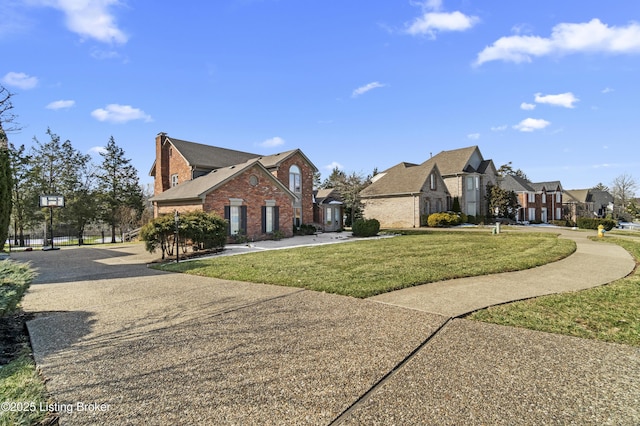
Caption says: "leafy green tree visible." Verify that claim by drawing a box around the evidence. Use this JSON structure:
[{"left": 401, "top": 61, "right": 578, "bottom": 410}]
[
  {"left": 486, "top": 183, "right": 520, "bottom": 219},
  {"left": 95, "top": 136, "right": 144, "bottom": 243}
]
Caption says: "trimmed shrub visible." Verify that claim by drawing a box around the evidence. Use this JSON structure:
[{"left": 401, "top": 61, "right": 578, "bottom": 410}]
[
  {"left": 352, "top": 218, "right": 380, "bottom": 237},
  {"left": 295, "top": 224, "right": 317, "bottom": 235},
  {"left": 577, "top": 217, "right": 616, "bottom": 231},
  {"left": 427, "top": 212, "right": 464, "bottom": 227}
]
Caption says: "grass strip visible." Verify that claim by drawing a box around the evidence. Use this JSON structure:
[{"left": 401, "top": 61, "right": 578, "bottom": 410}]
[
  {"left": 469, "top": 236, "right": 640, "bottom": 346},
  {"left": 158, "top": 231, "right": 575, "bottom": 298}
]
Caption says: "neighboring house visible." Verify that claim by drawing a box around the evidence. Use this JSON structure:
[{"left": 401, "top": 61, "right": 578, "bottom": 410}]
[
  {"left": 313, "top": 188, "right": 344, "bottom": 232},
  {"left": 360, "top": 158, "right": 450, "bottom": 228},
  {"left": 500, "top": 175, "right": 563, "bottom": 223},
  {"left": 563, "top": 189, "right": 613, "bottom": 223},
  {"left": 149, "top": 133, "right": 318, "bottom": 240},
  {"left": 429, "top": 146, "right": 498, "bottom": 217}
]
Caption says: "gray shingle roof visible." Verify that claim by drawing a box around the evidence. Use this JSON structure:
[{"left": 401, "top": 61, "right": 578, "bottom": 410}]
[
  {"left": 500, "top": 174, "right": 535, "bottom": 192},
  {"left": 426, "top": 146, "right": 480, "bottom": 176},
  {"left": 360, "top": 159, "right": 439, "bottom": 197},
  {"left": 150, "top": 159, "right": 294, "bottom": 203},
  {"left": 169, "top": 137, "right": 260, "bottom": 169}
]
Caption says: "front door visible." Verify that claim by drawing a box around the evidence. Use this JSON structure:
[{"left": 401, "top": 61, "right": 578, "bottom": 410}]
[{"left": 324, "top": 206, "right": 341, "bottom": 231}]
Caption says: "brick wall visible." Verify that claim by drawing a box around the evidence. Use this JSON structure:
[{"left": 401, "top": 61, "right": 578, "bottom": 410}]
[
  {"left": 362, "top": 196, "right": 419, "bottom": 228},
  {"left": 203, "top": 163, "right": 294, "bottom": 239},
  {"left": 270, "top": 152, "right": 315, "bottom": 225}
]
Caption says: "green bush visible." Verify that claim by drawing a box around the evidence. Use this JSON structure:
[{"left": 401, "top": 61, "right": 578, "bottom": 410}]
[
  {"left": 550, "top": 219, "right": 574, "bottom": 227},
  {"left": 577, "top": 217, "right": 617, "bottom": 231},
  {"left": 295, "top": 224, "right": 317, "bottom": 235},
  {"left": 0, "top": 260, "right": 35, "bottom": 317},
  {"left": 141, "top": 211, "right": 227, "bottom": 258},
  {"left": 427, "top": 212, "right": 464, "bottom": 227},
  {"left": 352, "top": 218, "right": 380, "bottom": 237}
]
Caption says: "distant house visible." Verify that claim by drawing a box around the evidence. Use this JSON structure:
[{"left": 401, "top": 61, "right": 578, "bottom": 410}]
[
  {"left": 500, "top": 175, "right": 563, "bottom": 223},
  {"left": 313, "top": 188, "right": 344, "bottom": 232},
  {"left": 149, "top": 133, "right": 318, "bottom": 240},
  {"left": 429, "top": 146, "right": 498, "bottom": 217},
  {"left": 563, "top": 189, "right": 613, "bottom": 223},
  {"left": 360, "top": 158, "right": 450, "bottom": 228}
]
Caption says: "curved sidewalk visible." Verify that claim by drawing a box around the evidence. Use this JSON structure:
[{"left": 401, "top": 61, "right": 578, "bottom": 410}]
[{"left": 369, "top": 228, "right": 636, "bottom": 317}]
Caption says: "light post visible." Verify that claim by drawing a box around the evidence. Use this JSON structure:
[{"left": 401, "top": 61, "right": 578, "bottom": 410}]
[{"left": 174, "top": 210, "right": 180, "bottom": 263}]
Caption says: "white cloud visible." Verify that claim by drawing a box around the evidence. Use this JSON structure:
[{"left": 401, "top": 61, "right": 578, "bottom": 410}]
[
  {"left": 601, "top": 87, "right": 614, "bottom": 94},
  {"left": 2, "top": 71, "right": 38, "bottom": 89},
  {"left": 534, "top": 92, "right": 579, "bottom": 108},
  {"left": 91, "top": 104, "right": 152, "bottom": 123},
  {"left": 491, "top": 125, "right": 508, "bottom": 132},
  {"left": 405, "top": 11, "right": 479, "bottom": 37},
  {"left": 46, "top": 99, "right": 75, "bottom": 110},
  {"left": 33, "top": 0, "right": 128, "bottom": 44},
  {"left": 467, "top": 133, "right": 480, "bottom": 140},
  {"left": 324, "top": 161, "right": 343, "bottom": 171},
  {"left": 520, "top": 102, "right": 536, "bottom": 110},
  {"left": 88, "top": 146, "right": 107, "bottom": 155},
  {"left": 513, "top": 118, "right": 551, "bottom": 132},
  {"left": 475, "top": 19, "right": 640, "bottom": 66},
  {"left": 352, "top": 81, "right": 385, "bottom": 98},
  {"left": 259, "top": 136, "right": 285, "bottom": 148}
]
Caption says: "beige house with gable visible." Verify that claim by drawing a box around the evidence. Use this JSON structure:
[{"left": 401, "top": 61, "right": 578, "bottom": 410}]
[{"left": 360, "top": 158, "right": 449, "bottom": 228}]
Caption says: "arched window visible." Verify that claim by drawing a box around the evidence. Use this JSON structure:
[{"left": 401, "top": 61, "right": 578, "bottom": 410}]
[{"left": 289, "top": 165, "right": 301, "bottom": 193}]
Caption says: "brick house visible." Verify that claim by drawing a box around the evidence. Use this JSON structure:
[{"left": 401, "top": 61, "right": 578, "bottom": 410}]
[
  {"left": 360, "top": 158, "right": 450, "bottom": 228},
  {"left": 429, "top": 146, "right": 498, "bottom": 217},
  {"left": 500, "top": 175, "right": 563, "bottom": 223},
  {"left": 149, "top": 133, "right": 318, "bottom": 240}
]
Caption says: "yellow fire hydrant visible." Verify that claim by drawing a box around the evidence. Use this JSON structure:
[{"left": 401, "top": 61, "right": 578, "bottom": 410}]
[{"left": 597, "top": 224, "right": 605, "bottom": 238}]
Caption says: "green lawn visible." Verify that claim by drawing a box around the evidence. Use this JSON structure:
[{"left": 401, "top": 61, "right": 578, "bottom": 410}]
[
  {"left": 468, "top": 236, "right": 640, "bottom": 346},
  {"left": 158, "top": 231, "right": 575, "bottom": 298}
]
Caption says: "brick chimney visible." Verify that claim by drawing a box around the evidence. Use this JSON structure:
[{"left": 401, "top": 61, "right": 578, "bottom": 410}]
[{"left": 154, "top": 132, "right": 170, "bottom": 195}]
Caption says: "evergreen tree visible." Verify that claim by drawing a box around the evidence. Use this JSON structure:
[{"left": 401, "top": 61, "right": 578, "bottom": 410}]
[
  {"left": 30, "top": 129, "right": 95, "bottom": 239},
  {"left": 0, "top": 126, "right": 11, "bottom": 250},
  {"left": 486, "top": 183, "right": 520, "bottom": 219},
  {"left": 0, "top": 85, "right": 18, "bottom": 251},
  {"left": 96, "top": 136, "right": 144, "bottom": 243}
]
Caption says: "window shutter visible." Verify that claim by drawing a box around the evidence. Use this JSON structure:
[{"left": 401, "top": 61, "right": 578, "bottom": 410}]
[
  {"left": 261, "top": 206, "right": 267, "bottom": 233},
  {"left": 224, "top": 206, "right": 231, "bottom": 236},
  {"left": 240, "top": 206, "right": 247, "bottom": 234},
  {"left": 274, "top": 206, "right": 279, "bottom": 231}
]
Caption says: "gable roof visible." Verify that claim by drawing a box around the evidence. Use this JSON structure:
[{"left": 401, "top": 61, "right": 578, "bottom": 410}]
[
  {"left": 257, "top": 149, "right": 319, "bottom": 172},
  {"left": 314, "top": 188, "right": 343, "bottom": 205},
  {"left": 168, "top": 137, "right": 260, "bottom": 170},
  {"left": 500, "top": 174, "right": 535, "bottom": 192},
  {"left": 150, "top": 135, "right": 318, "bottom": 176},
  {"left": 426, "top": 146, "right": 482, "bottom": 176},
  {"left": 530, "top": 181, "right": 562, "bottom": 192},
  {"left": 150, "top": 159, "right": 294, "bottom": 203},
  {"left": 564, "top": 189, "right": 591, "bottom": 203},
  {"left": 360, "top": 158, "right": 441, "bottom": 197}
]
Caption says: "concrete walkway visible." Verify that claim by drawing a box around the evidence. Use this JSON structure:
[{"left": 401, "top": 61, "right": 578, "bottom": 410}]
[
  {"left": 370, "top": 227, "right": 636, "bottom": 316},
  {"left": 13, "top": 228, "right": 640, "bottom": 425}
]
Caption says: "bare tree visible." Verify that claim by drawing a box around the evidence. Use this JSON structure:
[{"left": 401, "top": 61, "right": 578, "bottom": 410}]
[{"left": 611, "top": 173, "right": 638, "bottom": 220}]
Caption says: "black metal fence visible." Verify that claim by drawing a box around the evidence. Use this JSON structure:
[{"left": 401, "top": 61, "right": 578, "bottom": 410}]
[{"left": 5, "top": 228, "right": 139, "bottom": 250}]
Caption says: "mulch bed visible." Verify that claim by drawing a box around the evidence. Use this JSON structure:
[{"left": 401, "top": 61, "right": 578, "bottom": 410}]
[{"left": 0, "top": 309, "right": 34, "bottom": 365}]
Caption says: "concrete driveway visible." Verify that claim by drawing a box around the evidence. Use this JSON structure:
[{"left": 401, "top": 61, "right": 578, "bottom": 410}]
[{"left": 14, "top": 230, "right": 640, "bottom": 425}]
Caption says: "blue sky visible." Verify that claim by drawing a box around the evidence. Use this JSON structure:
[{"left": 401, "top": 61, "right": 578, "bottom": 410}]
[{"left": 2, "top": 0, "right": 639, "bottom": 190}]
